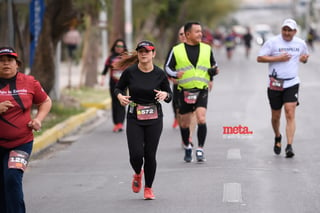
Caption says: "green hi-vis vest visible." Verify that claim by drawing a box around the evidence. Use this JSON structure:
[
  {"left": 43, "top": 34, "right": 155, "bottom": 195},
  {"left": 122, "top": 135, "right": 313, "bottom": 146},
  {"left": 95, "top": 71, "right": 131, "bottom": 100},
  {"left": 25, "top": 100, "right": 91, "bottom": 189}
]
[{"left": 173, "top": 42, "right": 211, "bottom": 90}]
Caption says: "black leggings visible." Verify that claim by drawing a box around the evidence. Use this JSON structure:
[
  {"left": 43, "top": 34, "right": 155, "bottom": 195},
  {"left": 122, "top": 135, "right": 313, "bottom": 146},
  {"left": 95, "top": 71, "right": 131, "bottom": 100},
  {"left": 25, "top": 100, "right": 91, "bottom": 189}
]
[
  {"left": 110, "top": 79, "right": 125, "bottom": 125},
  {"left": 126, "top": 118, "right": 163, "bottom": 188}
]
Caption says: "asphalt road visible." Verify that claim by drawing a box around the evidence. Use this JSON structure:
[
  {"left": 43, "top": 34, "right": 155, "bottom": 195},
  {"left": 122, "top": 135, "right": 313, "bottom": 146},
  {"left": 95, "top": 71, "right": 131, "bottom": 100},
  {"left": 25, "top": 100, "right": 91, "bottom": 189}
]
[{"left": 24, "top": 42, "right": 320, "bottom": 213}]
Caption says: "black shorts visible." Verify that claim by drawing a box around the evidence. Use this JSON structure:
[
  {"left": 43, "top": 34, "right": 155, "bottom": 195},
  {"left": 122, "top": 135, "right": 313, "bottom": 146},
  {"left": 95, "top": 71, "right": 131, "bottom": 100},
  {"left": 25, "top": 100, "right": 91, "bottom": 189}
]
[
  {"left": 178, "top": 89, "right": 208, "bottom": 114},
  {"left": 267, "top": 84, "right": 299, "bottom": 110}
]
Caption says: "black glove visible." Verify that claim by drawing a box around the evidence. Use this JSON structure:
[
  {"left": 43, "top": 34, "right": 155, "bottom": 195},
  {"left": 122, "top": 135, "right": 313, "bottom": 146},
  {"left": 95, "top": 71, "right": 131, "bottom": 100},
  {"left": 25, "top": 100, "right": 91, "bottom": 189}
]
[{"left": 208, "top": 66, "right": 218, "bottom": 77}]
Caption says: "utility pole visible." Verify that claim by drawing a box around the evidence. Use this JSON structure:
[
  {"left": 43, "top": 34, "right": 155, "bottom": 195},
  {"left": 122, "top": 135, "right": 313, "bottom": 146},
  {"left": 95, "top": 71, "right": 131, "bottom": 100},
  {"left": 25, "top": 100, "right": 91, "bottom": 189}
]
[
  {"left": 124, "top": 0, "right": 133, "bottom": 50},
  {"left": 99, "top": 0, "right": 108, "bottom": 61},
  {"left": 291, "top": 0, "right": 298, "bottom": 19}
]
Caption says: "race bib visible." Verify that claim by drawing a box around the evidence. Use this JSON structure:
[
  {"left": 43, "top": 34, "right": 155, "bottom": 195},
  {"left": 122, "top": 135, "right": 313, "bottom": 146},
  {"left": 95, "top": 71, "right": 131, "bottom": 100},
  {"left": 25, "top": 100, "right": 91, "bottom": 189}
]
[
  {"left": 184, "top": 91, "right": 200, "bottom": 104},
  {"left": 8, "top": 150, "right": 29, "bottom": 171},
  {"left": 136, "top": 104, "right": 158, "bottom": 120},
  {"left": 269, "top": 77, "right": 284, "bottom": 91}
]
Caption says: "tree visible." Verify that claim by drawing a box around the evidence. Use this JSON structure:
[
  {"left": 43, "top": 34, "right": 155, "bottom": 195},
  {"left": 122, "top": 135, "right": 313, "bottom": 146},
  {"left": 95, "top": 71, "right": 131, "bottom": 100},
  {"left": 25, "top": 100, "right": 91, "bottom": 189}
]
[
  {"left": 30, "top": 0, "right": 81, "bottom": 94},
  {"left": 110, "top": 0, "right": 124, "bottom": 43},
  {"left": 80, "top": 12, "right": 100, "bottom": 87},
  {"left": 2, "top": 0, "right": 238, "bottom": 95},
  {"left": 34, "top": 0, "right": 239, "bottom": 91},
  {"left": 132, "top": 0, "right": 239, "bottom": 59}
]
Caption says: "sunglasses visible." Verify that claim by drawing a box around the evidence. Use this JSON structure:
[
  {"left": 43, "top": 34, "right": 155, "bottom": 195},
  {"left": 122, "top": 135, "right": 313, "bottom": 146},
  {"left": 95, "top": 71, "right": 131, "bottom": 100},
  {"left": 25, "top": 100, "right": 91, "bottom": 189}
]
[{"left": 116, "top": 45, "right": 125, "bottom": 48}]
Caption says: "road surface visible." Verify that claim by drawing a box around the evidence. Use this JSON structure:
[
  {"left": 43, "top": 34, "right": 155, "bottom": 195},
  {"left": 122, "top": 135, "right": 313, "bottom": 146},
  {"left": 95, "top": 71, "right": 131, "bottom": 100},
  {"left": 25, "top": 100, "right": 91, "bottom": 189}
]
[{"left": 24, "top": 41, "right": 320, "bottom": 213}]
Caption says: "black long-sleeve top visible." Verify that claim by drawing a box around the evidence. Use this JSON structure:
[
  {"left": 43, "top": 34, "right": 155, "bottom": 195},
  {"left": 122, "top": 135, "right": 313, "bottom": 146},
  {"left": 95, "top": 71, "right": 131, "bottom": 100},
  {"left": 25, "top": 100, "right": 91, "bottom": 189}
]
[
  {"left": 102, "top": 53, "right": 119, "bottom": 75},
  {"left": 114, "top": 64, "right": 172, "bottom": 120}
]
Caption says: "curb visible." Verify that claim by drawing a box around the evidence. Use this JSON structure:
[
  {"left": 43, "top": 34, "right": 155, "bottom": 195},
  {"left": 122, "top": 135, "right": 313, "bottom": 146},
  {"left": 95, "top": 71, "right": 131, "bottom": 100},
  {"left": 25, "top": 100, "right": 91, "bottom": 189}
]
[{"left": 32, "top": 99, "right": 111, "bottom": 155}]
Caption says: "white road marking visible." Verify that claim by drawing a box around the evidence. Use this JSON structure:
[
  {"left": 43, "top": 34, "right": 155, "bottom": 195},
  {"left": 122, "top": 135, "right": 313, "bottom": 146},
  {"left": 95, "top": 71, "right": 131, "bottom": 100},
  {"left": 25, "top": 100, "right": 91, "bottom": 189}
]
[
  {"left": 227, "top": 148, "right": 242, "bottom": 160},
  {"left": 223, "top": 183, "right": 243, "bottom": 203}
]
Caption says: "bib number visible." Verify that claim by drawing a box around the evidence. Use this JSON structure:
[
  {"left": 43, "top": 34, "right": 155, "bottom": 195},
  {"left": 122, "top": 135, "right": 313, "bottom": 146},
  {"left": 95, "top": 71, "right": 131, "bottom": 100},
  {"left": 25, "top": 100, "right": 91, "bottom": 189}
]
[
  {"left": 136, "top": 104, "right": 158, "bottom": 120},
  {"left": 8, "top": 150, "right": 29, "bottom": 171},
  {"left": 184, "top": 91, "right": 200, "bottom": 104},
  {"left": 269, "top": 77, "right": 284, "bottom": 91}
]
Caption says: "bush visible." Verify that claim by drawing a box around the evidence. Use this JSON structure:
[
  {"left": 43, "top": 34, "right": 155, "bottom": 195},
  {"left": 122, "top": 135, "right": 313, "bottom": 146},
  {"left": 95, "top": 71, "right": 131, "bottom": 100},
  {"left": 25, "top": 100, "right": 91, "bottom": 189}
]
[{"left": 33, "top": 87, "right": 109, "bottom": 137}]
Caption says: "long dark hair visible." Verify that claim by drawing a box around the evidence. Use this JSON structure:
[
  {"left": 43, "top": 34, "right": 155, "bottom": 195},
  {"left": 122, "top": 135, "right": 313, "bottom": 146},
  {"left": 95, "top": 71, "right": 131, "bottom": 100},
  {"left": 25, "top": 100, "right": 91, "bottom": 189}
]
[
  {"left": 110, "top": 38, "right": 128, "bottom": 54},
  {"left": 113, "top": 51, "right": 138, "bottom": 70}
]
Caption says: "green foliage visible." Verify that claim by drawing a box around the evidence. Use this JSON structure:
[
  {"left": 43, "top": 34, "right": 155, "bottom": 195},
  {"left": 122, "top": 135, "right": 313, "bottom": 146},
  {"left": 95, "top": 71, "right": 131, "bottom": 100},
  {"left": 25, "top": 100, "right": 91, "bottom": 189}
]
[
  {"left": 183, "top": 0, "right": 239, "bottom": 28},
  {"left": 130, "top": 0, "right": 239, "bottom": 59},
  {"left": 132, "top": 0, "right": 238, "bottom": 30},
  {"left": 72, "top": 0, "right": 101, "bottom": 14},
  {"left": 33, "top": 102, "right": 85, "bottom": 137},
  {"left": 62, "top": 87, "right": 109, "bottom": 103},
  {"left": 72, "top": 0, "right": 111, "bottom": 22},
  {"left": 33, "top": 87, "right": 109, "bottom": 137}
]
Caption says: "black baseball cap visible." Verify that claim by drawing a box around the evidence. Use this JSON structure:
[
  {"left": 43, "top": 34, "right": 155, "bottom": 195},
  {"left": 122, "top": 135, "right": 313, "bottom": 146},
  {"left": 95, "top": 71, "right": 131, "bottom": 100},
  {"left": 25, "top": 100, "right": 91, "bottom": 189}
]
[
  {"left": 0, "top": 47, "right": 21, "bottom": 65},
  {"left": 135, "top": 40, "right": 155, "bottom": 51},
  {"left": 0, "top": 47, "right": 19, "bottom": 58}
]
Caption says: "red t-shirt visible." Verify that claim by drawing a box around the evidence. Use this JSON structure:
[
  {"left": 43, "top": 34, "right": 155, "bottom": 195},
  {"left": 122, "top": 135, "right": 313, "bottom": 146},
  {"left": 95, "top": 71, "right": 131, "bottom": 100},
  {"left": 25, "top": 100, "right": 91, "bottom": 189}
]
[{"left": 0, "top": 72, "right": 48, "bottom": 149}]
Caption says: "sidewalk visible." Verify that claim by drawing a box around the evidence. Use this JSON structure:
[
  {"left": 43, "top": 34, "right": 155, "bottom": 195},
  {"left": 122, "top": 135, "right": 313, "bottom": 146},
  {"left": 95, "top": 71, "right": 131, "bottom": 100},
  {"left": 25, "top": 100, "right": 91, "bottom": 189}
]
[{"left": 32, "top": 61, "right": 111, "bottom": 155}]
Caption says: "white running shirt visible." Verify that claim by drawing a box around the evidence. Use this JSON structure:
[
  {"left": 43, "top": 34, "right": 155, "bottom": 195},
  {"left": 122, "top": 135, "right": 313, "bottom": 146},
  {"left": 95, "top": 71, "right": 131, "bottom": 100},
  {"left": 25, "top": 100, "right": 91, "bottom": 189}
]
[{"left": 258, "top": 34, "right": 309, "bottom": 88}]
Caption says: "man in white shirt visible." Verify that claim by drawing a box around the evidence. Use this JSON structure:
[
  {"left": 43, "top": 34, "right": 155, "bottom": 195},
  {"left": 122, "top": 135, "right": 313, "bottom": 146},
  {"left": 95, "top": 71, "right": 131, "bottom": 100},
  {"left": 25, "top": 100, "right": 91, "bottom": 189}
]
[{"left": 257, "top": 18, "right": 309, "bottom": 158}]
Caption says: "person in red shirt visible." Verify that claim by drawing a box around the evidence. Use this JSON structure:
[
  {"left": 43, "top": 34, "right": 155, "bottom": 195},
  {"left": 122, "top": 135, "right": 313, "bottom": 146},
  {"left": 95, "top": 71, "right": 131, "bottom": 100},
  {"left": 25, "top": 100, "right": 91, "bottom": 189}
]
[{"left": 0, "top": 46, "right": 52, "bottom": 213}]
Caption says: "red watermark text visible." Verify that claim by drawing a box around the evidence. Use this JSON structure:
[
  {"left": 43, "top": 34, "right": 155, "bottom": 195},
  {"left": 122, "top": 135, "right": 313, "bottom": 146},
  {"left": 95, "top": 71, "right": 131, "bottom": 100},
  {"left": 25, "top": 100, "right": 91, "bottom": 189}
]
[{"left": 223, "top": 125, "right": 253, "bottom": 139}]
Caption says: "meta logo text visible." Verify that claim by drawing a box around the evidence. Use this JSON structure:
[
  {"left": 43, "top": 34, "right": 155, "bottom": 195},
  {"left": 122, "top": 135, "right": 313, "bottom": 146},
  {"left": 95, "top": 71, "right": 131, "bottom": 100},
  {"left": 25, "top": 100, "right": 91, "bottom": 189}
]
[{"left": 223, "top": 125, "right": 253, "bottom": 135}]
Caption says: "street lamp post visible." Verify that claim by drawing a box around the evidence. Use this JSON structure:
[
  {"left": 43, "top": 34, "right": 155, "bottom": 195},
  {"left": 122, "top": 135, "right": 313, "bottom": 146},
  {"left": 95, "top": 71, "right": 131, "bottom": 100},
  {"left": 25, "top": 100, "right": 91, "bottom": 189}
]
[
  {"left": 125, "top": 0, "right": 133, "bottom": 50},
  {"left": 99, "top": 0, "right": 108, "bottom": 61}
]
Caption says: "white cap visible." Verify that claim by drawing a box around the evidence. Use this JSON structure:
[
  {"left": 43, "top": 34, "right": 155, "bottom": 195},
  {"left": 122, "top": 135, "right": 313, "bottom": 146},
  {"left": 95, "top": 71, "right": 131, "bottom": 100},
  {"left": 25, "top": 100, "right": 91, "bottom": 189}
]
[{"left": 282, "top": 18, "right": 297, "bottom": 30}]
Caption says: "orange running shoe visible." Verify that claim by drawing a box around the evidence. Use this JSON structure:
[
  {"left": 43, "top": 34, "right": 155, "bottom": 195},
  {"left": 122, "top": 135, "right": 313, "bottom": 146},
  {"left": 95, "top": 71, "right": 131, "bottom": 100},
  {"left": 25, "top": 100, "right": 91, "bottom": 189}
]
[
  {"left": 117, "top": 123, "right": 123, "bottom": 132},
  {"left": 113, "top": 123, "right": 123, "bottom": 132},
  {"left": 112, "top": 124, "right": 118, "bottom": 132},
  {"left": 172, "top": 118, "right": 179, "bottom": 128},
  {"left": 132, "top": 170, "right": 143, "bottom": 193},
  {"left": 144, "top": 187, "right": 155, "bottom": 200}
]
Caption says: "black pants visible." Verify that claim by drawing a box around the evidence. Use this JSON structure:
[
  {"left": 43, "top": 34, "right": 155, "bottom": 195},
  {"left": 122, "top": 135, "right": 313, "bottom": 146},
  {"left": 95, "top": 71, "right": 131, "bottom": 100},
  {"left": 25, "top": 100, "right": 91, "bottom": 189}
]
[
  {"left": 126, "top": 118, "right": 163, "bottom": 188},
  {"left": 0, "top": 142, "right": 33, "bottom": 213},
  {"left": 110, "top": 79, "right": 125, "bottom": 125},
  {"left": 66, "top": 44, "right": 77, "bottom": 60}
]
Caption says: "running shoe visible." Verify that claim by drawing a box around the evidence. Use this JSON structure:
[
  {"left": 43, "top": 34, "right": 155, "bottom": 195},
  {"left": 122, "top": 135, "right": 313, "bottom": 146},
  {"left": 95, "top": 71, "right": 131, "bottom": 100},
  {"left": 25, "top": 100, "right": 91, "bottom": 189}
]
[
  {"left": 172, "top": 119, "right": 179, "bottom": 128},
  {"left": 113, "top": 123, "right": 123, "bottom": 132},
  {"left": 112, "top": 124, "right": 119, "bottom": 132},
  {"left": 144, "top": 187, "right": 155, "bottom": 200},
  {"left": 273, "top": 135, "right": 282, "bottom": 155},
  {"left": 285, "top": 144, "right": 295, "bottom": 158},
  {"left": 181, "top": 139, "right": 193, "bottom": 149},
  {"left": 132, "top": 170, "right": 143, "bottom": 193},
  {"left": 195, "top": 148, "right": 206, "bottom": 162},
  {"left": 117, "top": 123, "right": 123, "bottom": 132},
  {"left": 184, "top": 148, "right": 192, "bottom": 162}
]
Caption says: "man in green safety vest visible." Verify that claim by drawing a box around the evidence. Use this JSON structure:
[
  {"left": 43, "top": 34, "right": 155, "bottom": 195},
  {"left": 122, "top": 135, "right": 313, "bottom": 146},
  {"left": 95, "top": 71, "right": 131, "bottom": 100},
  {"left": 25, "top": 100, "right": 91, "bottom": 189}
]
[{"left": 164, "top": 21, "right": 219, "bottom": 163}]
